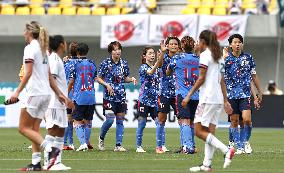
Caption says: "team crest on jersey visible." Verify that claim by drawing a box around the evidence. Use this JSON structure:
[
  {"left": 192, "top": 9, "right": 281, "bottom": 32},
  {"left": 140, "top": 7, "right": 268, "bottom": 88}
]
[{"left": 139, "top": 107, "right": 145, "bottom": 112}]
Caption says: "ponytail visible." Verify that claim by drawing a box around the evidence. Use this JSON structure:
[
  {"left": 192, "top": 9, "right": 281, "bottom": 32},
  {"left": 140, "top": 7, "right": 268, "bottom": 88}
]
[
  {"left": 199, "top": 30, "right": 222, "bottom": 62},
  {"left": 39, "top": 27, "right": 49, "bottom": 56}
]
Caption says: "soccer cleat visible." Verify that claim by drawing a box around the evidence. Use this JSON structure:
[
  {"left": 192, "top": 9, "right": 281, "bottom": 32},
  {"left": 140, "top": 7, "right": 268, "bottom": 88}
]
[
  {"left": 87, "top": 143, "right": 94, "bottom": 150},
  {"left": 49, "top": 163, "right": 71, "bottom": 171},
  {"left": 182, "top": 146, "right": 195, "bottom": 154},
  {"left": 98, "top": 137, "right": 105, "bottom": 151},
  {"left": 76, "top": 143, "right": 88, "bottom": 151},
  {"left": 189, "top": 165, "right": 212, "bottom": 172},
  {"left": 136, "top": 146, "right": 146, "bottom": 153},
  {"left": 19, "top": 163, "right": 42, "bottom": 171},
  {"left": 114, "top": 146, "right": 127, "bottom": 152},
  {"left": 223, "top": 148, "right": 235, "bottom": 169},
  {"left": 63, "top": 145, "right": 74, "bottom": 150},
  {"left": 162, "top": 145, "right": 170, "bottom": 152},
  {"left": 47, "top": 147, "right": 61, "bottom": 170},
  {"left": 69, "top": 144, "right": 75, "bottom": 150},
  {"left": 244, "top": 142, "right": 252, "bottom": 154},
  {"left": 235, "top": 148, "right": 245, "bottom": 155},
  {"left": 228, "top": 141, "right": 235, "bottom": 149},
  {"left": 155, "top": 147, "right": 165, "bottom": 154},
  {"left": 174, "top": 146, "right": 183, "bottom": 153}
]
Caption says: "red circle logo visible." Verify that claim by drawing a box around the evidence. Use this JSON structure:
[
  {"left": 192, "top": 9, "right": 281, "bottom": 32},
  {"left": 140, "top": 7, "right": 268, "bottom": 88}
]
[
  {"left": 162, "top": 21, "right": 184, "bottom": 38},
  {"left": 212, "top": 22, "right": 232, "bottom": 41},
  {"left": 114, "top": 20, "right": 134, "bottom": 41}
]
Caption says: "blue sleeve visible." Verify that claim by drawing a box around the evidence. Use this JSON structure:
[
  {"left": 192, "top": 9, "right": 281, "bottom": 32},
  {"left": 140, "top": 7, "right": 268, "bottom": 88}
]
[
  {"left": 124, "top": 60, "right": 130, "bottom": 77},
  {"left": 168, "top": 57, "right": 177, "bottom": 71},
  {"left": 139, "top": 65, "right": 147, "bottom": 78},
  {"left": 91, "top": 60, "right": 97, "bottom": 78},
  {"left": 69, "top": 61, "right": 76, "bottom": 79},
  {"left": 98, "top": 60, "right": 106, "bottom": 78}
]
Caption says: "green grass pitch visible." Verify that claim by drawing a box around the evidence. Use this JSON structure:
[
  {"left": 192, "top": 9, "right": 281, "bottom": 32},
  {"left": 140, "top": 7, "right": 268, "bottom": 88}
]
[{"left": 0, "top": 128, "right": 284, "bottom": 172}]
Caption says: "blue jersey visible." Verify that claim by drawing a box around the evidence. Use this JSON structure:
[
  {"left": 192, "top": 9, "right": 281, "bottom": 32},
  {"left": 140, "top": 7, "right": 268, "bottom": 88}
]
[
  {"left": 159, "top": 53, "right": 176, "bottom": 98},
  {"left": 168, "top": 53, "right": 199, "bottom": 100},
  {"left": 138, "top": 64, "right": 159, "bottom": 107},
  {"left": 224, "top": 52, "right": 256, "bottom": 99},
  {"left": 98, "top": 57, "right": 130, "bottom": 102},
  {"left": 70, "top": 58, "right": 97, "bottom": 105},
  {"left": 64, "top": 56, "right": 78, "bottom": 99}
]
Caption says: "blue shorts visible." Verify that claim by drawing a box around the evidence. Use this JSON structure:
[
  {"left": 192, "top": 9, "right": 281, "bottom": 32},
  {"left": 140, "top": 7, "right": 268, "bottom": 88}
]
[
  {"left": 137, "top": 101, "right": 158, "bottom": 120},
  {"left": 72, "top": 102, "right": 95, "bottom": 121},
  {"left": 228, "top": 98, "right": 251, "bottom": 116},
  {"left": 176, "top": 94, "right": 199, "bottom": 121},
  {"left": 66, "top": 108, "right": 72, "bottom": 114},
  {"left": 158, "top": 95, "right": 177, "bottom": 115},
  {"left": 103, "top": 99, "right": 127, "bottom": 115}
]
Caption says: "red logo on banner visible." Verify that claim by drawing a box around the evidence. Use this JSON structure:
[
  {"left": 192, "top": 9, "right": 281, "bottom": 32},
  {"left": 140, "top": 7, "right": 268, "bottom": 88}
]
[
  {"left": 162, "top": 21, "right": 184, "bottom": 38},
  {"left": 211, "top": 22, "right": 232, "bottom": 41},
  {"left": 114, "top": 20, "right": 135, "bottom": 41}
]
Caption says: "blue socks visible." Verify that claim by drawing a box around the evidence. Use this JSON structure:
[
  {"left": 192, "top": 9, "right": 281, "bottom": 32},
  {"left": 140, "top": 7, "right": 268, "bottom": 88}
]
[
  {"left": 85, "top": 122, "right": 92, "bottom": 144},
  {"left": 116, "top": 117, "right": 124, "bottom": 146},
  {"left": 182, "top": 124, "right": 193, "bottom": 150},
  {"left": 229, "top": 127, "right": 234, "bottom": 142},
  {"left": 156, "top": 121, "right": 164, "bottom": 148},
  {"left": 64, "top": 121, "right": 73, "bottom": 145},
  {"left": 232, "top": 127, "right": 241, "bottom": 149},
  {"left": 100, "top": 115, "right": 115, "bottom": 140},
  {"left": 136, "top": 118, "right": 146, "bottom": 147},
  {"left": 179, "top": 124, "right": 183, "bottom": 147},
  {"left": 162, "top": 124, "right": 166, "bottom": 146},
  {"left": 74, "top": 124, "right": 86, "bottom": 145},
  {"left": 244, "top": 124, "right": 252, "bottom": 141},
  {"left": 240, "top": 127, "right": 245, "bottom": 148},
  {"left": 190, "top": 124, "right": 195, "bottom": 148}
]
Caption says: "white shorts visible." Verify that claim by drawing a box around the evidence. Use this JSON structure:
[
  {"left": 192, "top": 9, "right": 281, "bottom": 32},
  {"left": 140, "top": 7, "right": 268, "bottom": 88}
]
[
  {"left": 45, "top": 108, "right": 68, "bottom": 129},
  {"left": 22, "top": 95, "right": 51, "bottom": 119},
  {"left": 194, "top": 103, "right": 223, "bottom": 127}
]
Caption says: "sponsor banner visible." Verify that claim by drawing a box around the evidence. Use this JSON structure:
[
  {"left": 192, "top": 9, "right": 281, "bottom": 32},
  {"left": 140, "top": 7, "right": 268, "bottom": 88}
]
[
  {"left": 0, "top": 83, "right": 230, "bottom": 128},
  {"left": 198, "top": 15, "right": 248, "bottom": 46},
  {"left": 148, "top": 15, "right": 198, "bottom": 45},
  {"left": 100, "top": 14, "right": 149, "bottom": 48}
]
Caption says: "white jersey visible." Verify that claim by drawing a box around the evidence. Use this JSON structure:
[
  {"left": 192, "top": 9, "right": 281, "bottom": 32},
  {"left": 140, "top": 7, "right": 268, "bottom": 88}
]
[
  {"left": 23, "top": 39, "right": 50, "bottom": 96},
  {"left": 199, "top": 48, "right": 224, "bottom": 104},
  {"left": 48, "top": 52, "right": 68, "bottom": 109}
]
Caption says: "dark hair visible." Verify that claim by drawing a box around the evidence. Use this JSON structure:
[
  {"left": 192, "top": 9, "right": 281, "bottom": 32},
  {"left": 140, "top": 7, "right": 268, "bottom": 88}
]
[
  {"left": 76, "top": 42, "right": 89, "bottom": 56},
  {"left": 108, "top": 41, "right": 122, "bottom": 54},
  {"left": 68, "top": 41, "right": 78, "bottom": 57},
  {"left": 181, "top": 36, "right": 195, "bottom": 53},
  {"left": 141, "top": 46, "right": 154, "bottom": 64},
  {"left": 228, "top": 34, "right": 243, "bottom": 44},
  {"left": 165, "top": 36, "right": 181, "bottom": 48},
  {"left": 49, "top": 35, "right": 64, "bottom": 52},
  {"left": 199, "top": 30, "right": 222, "bottom": 62}
]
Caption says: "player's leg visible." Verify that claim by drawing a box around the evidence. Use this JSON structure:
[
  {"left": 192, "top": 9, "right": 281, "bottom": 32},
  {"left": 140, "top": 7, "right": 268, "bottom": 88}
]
[
  {"left": 72, "top": 103, "right": 87, "bottom": 151},
  {"left": 99, "top": 100, "right": 115, "bottom": 151},
  {"left": 114, "top": 102, "right": 127, "bottom": 152},
  {"left": 84, "top": 104, "right": 95, "bottom": 150},
  {"left": 241, "top": 98, "right": 253, "bottom": 154}
]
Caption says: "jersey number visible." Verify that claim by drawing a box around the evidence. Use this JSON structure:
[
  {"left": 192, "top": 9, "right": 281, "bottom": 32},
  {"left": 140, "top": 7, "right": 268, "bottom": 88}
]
[
  {"left": 80, "top": 73, "right": 93, "bottom": 91},
  {"left": 183, "top": 68, "right": 198, "bottom": 87}
]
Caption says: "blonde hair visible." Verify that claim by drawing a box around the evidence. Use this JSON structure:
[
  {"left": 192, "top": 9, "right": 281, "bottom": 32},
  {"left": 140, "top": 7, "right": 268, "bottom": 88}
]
[{"left": 25, "top": 21, "right": 49, "bottom": 56}]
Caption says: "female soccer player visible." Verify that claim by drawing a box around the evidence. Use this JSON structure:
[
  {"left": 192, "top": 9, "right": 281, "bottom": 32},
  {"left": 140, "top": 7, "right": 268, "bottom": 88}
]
[
  {"left": 8, "top": 21, "right": 73, "bottom": 171},
  {"left": 182, "top": 30, "right": 234, "bottom": 172},
  {"left": 63, "top": 42, "right": 78, "bottom": 151},
  {"left": 166, "top": 36, "right": 199, "bottom": 154},
  {"left": 43, "top": 35, "right": 71, "bottom": 170},
  {"left": 156, "top": 36, "right": 180, "bottom": 153},
  {"left": 68, "top": 43, "right": 98, "bottom": 152},
  {"left": 223, "top": 34, "right": 263, "bottom": 154},
  {"left": 97, "top": 41, "right": 137, "bottom": 152},
  {"left": 136, "top": 46, "right": 162, "bottom": 153}
]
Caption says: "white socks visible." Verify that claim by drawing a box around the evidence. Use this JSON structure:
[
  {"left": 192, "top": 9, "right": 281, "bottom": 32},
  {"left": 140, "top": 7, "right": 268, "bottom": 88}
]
[{"left": 206, "top": 133, "right": 228, "bottom": 154}]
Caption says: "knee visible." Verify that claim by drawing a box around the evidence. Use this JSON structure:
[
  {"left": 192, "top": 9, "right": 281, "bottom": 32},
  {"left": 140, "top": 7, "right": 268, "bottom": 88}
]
[
  {"left": 18, "top": 126, "right": 26, "bottom": 135},
  {"left": 116, "top": 117, "right": 124, "bottom": 125},
  {"left": 230, "top": 118, "right": 239, "bottom": 127}
]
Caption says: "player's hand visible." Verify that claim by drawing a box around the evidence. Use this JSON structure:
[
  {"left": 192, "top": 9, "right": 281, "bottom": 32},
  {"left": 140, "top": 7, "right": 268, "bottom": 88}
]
[
  {"left": 224, "top": 101, "right": 233, "bottom": 115},
  {"left": 66, "top": 98, "right": 75, "bottom": 109},
  {"left": 131, "top": 77, "right": 137, "bottom": 85},
  {"left": 254, "top": 98, "right": 260, "bottom": 110},
  {"left": 182, "top": 96, "right": 190, "bottom": 108},
  {"left": 160, "top": 40, "right": 167, "bottom": 53},
  {"left": 257, "top": 93, "right": 263, "bottom": 104},
  {"left": 106, "top": 84, "right": 114, "bottom": 96},
  {"left": 223, "top": 47, "right": 229, "bottom": 59},
  {"left": 7, "top": 92, "right": 20, "bottom": 104}
]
